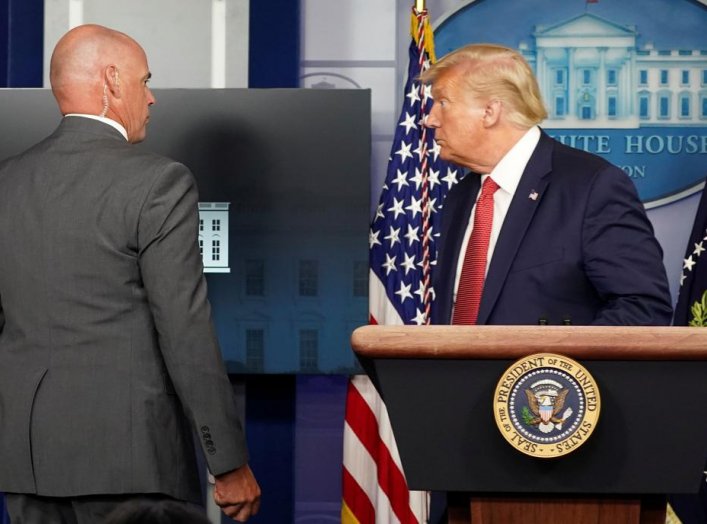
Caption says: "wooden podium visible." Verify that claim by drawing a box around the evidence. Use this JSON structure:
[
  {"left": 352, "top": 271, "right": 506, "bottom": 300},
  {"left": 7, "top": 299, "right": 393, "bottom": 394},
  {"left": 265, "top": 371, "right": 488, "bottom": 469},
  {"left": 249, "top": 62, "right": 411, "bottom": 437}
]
[{"left": 351, "top": 325, "right": 707, "bottom": 524}]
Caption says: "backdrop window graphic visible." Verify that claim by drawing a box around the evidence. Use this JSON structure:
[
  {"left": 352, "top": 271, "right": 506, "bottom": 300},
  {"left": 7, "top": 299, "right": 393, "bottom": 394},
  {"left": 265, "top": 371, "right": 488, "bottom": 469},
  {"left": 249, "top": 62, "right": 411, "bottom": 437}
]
[
  {"left": 198, "top": 202, "right": 230, "bottom": 273},
  {"left": 0, "top": 88, "right": 371, "bottom": 374}
]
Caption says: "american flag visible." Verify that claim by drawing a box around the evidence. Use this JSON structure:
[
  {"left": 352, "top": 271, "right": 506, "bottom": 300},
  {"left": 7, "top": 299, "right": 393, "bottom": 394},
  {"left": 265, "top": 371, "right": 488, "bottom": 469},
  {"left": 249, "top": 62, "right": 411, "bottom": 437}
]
[{"left": 342, "top": 6, "right": 461, "bottom": 523}]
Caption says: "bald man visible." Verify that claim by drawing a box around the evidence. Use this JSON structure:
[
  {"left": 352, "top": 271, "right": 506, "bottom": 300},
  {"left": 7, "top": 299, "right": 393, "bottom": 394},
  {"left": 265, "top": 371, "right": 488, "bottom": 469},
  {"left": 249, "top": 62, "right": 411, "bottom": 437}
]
[{"left": 0, "top": 25, "right": 260, "bottom": 523}]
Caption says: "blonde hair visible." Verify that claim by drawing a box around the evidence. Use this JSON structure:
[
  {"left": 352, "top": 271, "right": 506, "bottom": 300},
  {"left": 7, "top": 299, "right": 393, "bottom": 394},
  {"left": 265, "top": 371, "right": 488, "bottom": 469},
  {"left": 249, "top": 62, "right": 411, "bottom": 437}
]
[{"left": 420, "top": 43, "right": 547, "bottom": 128}]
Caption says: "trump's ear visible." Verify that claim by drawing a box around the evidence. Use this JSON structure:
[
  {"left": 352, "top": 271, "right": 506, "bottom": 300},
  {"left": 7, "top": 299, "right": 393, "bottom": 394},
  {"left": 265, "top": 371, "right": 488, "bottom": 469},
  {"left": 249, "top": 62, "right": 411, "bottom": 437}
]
[{"left": 482, "top": 99, "right": 502, "bottom": 127}]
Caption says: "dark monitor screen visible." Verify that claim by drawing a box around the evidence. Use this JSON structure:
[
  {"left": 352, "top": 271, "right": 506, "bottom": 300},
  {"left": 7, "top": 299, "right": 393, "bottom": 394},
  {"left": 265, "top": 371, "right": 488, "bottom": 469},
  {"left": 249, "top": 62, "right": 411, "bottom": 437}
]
[{"left": 0, "top": 88, "right": 371, "bottom": 374}]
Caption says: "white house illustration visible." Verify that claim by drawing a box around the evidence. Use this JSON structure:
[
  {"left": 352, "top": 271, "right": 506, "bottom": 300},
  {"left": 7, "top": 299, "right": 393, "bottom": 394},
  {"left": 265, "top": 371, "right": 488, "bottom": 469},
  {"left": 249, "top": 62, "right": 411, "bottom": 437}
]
[
  {"left": 198, "top": 202, "right": 230, "bottom": 273},
  {"left": 518, "top": 13, "right": 707, "bottom": 129}
]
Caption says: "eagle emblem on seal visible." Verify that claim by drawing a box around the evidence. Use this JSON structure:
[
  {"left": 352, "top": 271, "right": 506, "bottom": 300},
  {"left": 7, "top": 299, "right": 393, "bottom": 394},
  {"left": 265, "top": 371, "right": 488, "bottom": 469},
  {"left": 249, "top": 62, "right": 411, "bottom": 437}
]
[{"left": 523, "top": 379, "right": 574, "bottom": 434}]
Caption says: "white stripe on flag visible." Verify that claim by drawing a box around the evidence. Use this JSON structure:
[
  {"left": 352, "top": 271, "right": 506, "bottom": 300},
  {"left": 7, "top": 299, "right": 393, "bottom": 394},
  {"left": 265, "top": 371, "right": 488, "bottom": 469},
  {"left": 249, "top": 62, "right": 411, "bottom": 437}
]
[
  {"left": 369, "top": 270, "right": 404, "bottom": 326},
  {"left": 343, "top": 421, "right": 401, "bottom": 524},
  {"left": 350, "top": 368, "right": 429, "bottom": 522}
]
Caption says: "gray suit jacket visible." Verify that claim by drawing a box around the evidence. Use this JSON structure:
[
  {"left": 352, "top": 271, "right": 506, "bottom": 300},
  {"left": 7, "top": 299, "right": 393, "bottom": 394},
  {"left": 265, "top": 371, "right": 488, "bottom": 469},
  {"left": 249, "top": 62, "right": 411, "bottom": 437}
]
[{"left": 0, "top": 117, "right": 247, "bottom": 503}]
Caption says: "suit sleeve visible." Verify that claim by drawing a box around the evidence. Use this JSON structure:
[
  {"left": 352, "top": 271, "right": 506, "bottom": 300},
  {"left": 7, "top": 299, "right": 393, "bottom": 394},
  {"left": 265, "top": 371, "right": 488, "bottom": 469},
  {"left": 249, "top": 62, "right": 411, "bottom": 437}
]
[
  {"left": 137, "top": 162, "right": 247, "bottom": 475},
  {"left": 582, "top": 166, "right": 673, "bottom": 325}
]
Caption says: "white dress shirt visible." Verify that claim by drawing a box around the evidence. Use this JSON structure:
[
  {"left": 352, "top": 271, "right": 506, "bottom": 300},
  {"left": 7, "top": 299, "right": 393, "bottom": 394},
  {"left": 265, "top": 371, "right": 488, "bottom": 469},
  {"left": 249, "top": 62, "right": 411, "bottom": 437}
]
[{"left": 452, "top": 126, "right": 542, "bottom": 304}]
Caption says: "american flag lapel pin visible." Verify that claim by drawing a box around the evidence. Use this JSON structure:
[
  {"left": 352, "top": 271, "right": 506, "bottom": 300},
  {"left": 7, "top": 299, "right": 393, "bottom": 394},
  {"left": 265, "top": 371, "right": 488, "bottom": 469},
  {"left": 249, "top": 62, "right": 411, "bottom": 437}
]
[{"left": 529, "top": 190, "right": 539, "bottom": 201}]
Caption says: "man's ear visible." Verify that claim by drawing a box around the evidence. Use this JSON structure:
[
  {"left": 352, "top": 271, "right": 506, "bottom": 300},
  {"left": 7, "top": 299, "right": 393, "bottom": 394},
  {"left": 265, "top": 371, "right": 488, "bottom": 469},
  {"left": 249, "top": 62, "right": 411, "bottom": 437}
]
[
  {"left": 482, "top": 99, "right": 502, "bottom": 127},
  {"left": 104, "top": 65, "right": 121, "bottom": 98}
]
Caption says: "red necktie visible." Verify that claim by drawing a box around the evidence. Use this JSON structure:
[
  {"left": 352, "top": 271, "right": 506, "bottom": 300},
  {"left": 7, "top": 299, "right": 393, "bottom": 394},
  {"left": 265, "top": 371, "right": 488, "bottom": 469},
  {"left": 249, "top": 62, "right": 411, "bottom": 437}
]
[{"left": 452, "top": 176, "right": 500, "bottom": 325}]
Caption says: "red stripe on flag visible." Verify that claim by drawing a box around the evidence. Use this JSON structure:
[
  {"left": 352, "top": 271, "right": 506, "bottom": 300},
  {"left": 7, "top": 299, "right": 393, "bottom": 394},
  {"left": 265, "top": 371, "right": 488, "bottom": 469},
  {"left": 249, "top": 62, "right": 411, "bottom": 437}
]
[
  {"left": 345, "top": 382, "right": 420, "bottom": 524},
  {"left": 342, "top": 467, "right": 376, "bottom": 524}
]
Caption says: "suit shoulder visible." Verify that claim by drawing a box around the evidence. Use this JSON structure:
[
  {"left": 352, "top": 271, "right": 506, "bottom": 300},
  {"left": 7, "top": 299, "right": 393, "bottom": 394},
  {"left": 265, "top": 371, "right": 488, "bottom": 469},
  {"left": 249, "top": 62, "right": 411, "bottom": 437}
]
[
  {"left": 109, "top": 147, "right": 193, "bottom": 182},
  {"left": 551, "top": 139, "right": 617, "bottom": 175}
]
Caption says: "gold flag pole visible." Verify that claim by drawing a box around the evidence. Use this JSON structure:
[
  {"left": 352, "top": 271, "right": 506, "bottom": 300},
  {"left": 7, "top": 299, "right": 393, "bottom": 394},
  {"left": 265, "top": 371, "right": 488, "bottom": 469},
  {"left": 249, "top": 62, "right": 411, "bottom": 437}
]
[{"left": 416, "top": 0, "right": 426, "bottom": 12}]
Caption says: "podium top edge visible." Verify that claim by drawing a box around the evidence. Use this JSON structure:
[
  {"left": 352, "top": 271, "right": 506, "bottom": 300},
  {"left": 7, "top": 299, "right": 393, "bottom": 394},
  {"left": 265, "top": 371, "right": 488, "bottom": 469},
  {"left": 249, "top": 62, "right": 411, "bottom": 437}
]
[{"left": 350, "top": 325, "right": 707, "bottom": 360}]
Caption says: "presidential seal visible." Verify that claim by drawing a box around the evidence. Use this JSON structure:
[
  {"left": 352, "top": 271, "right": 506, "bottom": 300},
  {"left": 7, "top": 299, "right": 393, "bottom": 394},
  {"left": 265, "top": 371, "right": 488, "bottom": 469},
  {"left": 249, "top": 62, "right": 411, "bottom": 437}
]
[{"left": 493, "top": 353, "right": 600, "bottom": 458}]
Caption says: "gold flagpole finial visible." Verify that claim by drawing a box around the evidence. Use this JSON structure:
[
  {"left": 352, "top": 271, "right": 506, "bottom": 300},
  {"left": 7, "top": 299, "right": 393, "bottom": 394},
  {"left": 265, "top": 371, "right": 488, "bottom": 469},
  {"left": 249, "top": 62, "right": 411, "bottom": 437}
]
[{"left": 415, "top": 0, "right": 426, "bottom": 12}]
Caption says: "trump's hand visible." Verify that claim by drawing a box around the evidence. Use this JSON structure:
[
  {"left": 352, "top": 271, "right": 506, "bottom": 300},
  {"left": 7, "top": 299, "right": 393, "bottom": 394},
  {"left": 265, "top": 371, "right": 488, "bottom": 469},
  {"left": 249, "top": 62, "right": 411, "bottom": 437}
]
[{"left": 214, "top": 464, "right": 261, "bottom": 522}]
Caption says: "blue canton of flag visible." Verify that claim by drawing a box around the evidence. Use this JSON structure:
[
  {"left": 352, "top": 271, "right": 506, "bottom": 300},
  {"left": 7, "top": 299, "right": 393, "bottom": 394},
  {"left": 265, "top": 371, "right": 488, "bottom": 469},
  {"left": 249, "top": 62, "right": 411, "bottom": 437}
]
[{"left": 369, "top": 18, "right": 462, "bottom": 326}]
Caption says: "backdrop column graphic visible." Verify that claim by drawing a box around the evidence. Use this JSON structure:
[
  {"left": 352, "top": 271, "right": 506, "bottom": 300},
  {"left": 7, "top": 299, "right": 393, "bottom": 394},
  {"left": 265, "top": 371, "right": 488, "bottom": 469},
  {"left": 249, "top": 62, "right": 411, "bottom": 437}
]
[{"left": 352, "top": 325, "right": 707, "bottom": 524}]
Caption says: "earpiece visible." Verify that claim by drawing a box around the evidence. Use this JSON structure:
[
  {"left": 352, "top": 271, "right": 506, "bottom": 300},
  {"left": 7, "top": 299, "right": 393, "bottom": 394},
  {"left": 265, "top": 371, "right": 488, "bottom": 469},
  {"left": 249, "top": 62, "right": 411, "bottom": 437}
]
[{"left": 100, "top": 84, "right": 109, "bottom": 117}]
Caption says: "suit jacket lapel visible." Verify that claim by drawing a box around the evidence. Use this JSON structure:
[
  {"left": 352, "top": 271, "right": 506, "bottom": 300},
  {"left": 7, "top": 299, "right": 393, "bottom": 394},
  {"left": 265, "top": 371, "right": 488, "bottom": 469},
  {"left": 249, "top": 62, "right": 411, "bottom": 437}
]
[{"left": 476, "top": 132, "right": 554, "bottom": 325}]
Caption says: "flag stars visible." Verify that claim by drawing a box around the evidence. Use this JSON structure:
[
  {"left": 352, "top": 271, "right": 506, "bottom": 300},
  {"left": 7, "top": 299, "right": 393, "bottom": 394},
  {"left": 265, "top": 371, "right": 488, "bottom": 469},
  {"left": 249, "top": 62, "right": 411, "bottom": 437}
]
[
  {"left": 423, "top": 224, "right": 435, "bottom": 242},
  {"left": 694, "top": 241, "right": 705, "bottom": 257},
  {"left": 369, "top": 37, "right": 459, "bottom": 328},
  {"left": 404, "top": 224, "right": 420, "bottom": 245},
  {"left": 384, "top": 226, "right": 401, "bottom": 247},
  {"left": 401, "top": 253, "right": 417, "bottom": 274},
  {"left": 369, "top": 229, "right": 381, "bottom": 248},
  {"left": 412, "top": 308, "right": 427, "bottom": 325},
  {"left": 410, "top": 168, "right": 424, "bottom": 190},
  {"left": 430, "top": 139, "right": 441, "bottom": 162},
  {"left": 405, "top": 84, "right": 421, "bottom": 105},
  {"left": 387, "top": 198, "right": 405, "bottom": 219},
  {"left": 406, "top": 196, "right": 422, "bottom": 218},
  {"left": 391, "top": 170, "right": 409, "bottom": 192},
  {"left": 415, "top": 283, "right": 435, "bottom": 302},
  {"left": 382, "top": 253, "right": 397, "bottom": 275},
  {"left": 684, "top": 255, "right": 696, "bottom": 272},
  {"left": 399, "top": 112, "right": 417, "bottom": 134},
  {"left": 422, "top": 84, "right": 433, "bottom": 105},
  {"left": 413, "top": 140, "right": 426, "bottom": 161},
  {"left": 395, "top": 141, "right": 413, "bottom": 162},
  {"left": 413, "top": 283, "right": 426, "bottom": 301},
  {"left": 428, "top": 169, "right": 440, "bottom": 190},
  {"left": 428, "top": 198, "right": 439, "bottom": 214},
  {"left": 395, "top": 281, "right": 413, "bottom": 303},
  {"left": 442, "top": 167, "right": 459, "bottom": 189}
]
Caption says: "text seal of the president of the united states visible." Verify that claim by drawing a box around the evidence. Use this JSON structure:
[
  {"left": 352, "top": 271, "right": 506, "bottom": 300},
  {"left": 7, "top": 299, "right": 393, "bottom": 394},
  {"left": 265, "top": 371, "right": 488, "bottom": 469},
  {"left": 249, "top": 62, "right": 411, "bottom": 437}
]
[{"left": 493, "top": 353, "right": 601, "bottom": 458}]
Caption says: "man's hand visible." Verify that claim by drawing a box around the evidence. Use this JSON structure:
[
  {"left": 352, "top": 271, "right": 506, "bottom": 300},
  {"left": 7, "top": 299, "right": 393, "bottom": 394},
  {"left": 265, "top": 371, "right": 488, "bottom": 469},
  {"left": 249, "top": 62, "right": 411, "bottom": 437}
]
[{"left": 213, "top": 464, "right": 261, "bottom": 522}]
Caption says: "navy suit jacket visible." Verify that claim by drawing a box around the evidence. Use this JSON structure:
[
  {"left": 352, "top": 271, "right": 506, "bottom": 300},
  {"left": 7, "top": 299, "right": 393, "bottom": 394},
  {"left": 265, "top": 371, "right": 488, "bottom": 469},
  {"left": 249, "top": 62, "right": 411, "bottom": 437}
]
[{"left": 431, "top": 131, "right": 673, "bottom": 326}]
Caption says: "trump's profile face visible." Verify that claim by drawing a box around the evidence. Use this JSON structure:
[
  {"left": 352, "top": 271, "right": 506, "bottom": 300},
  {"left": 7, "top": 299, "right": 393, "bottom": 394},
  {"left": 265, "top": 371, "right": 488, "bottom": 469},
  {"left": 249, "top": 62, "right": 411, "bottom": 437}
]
[{"left": 425, "top": 68, "right": 490, "bottom": 173}]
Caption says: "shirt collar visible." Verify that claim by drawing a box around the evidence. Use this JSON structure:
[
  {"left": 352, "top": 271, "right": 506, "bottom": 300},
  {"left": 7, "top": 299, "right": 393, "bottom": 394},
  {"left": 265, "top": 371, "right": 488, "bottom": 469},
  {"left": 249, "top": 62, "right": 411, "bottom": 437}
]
[
  {"left": 64, "top": 114, "right": 129, "bottom": 141},
  {"left": 486, "top": 126, "right": 541, "bottom": 195}
]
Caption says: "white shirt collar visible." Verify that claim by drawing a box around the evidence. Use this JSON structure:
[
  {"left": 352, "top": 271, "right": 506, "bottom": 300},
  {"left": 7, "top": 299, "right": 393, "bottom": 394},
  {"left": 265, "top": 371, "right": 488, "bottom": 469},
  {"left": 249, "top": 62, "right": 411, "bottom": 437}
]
[{"left": 64, "top": 114, "right": 129, "bottom": 141}]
